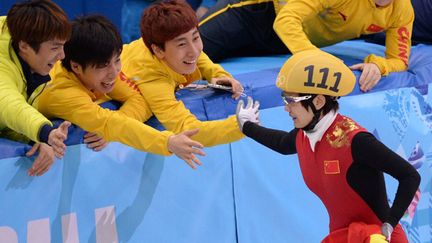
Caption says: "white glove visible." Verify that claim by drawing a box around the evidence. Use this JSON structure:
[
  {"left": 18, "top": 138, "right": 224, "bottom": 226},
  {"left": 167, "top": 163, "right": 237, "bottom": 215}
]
[
  {"left": 381, "top": 222, "right": 393, "bottom": 242},
  {"left": 236, "top": 96, "right": 260, "bottom": 131}
]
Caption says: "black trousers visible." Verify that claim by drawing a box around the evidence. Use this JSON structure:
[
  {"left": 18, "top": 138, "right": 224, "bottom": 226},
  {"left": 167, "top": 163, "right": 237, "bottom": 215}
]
[{"left": 198, "top": 0, "right": 290, "bottom": 62}]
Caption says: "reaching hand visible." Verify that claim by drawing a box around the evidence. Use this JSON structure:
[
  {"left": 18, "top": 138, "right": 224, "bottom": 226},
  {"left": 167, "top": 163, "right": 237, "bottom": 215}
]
[
  {"left": 167, "top": 129, "right": 205, "bottom": 169},
  {"left": 236, "top": 96, "right": 260, "bottom": 131},
  {"left": 26, "top": 143, "right": 55, "bottom": 176},
  {"left": 48, "top": 121, "right": 71, "bottom": 158},
  {"left": 84, "top": 132, "right": 109, "bottom": 151},
  {"left": 349, "top": 62, "right": 381, "bottom": 92},
  {"left": 211, "top": 76, "right": 244, "bottom": 100}
]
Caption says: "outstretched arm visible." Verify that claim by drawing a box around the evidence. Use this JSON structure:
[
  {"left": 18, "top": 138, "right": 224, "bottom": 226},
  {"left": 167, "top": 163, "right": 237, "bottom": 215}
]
[
  {"left": 243, "top": 122, "right": 298, "bottom": 155},
  {"left": 353, "top": 1, "right": 414, "bottom": 92},
  {"left": 236, "top": 97, "right": 297, "bottom": 154},
  {"left": 364, "top": 1, "right": 414, "bottom": 76},
  {"left": 137, "top": 78, "right": 244, "bottom": 147},
  {"left": 273, "top": 0, "right": 325, "bottom": 53}
]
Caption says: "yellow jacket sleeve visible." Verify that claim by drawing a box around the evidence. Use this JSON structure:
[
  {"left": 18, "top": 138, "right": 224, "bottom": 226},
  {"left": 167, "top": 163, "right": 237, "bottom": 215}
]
[
  {"left": 273, "top": 0, "right": 325, "bottom": 53},
  {"left": 364, "top": 1, "right": 414, "bottom": 75},
  {"left": 135, "top": 75, "right": 244, "bottom": 147},
  {"left": 38, "top": 74, "right": 173, "bottom": 155},
  {"left": 0, "top": 54, "right": 52, "bottom": 143}
]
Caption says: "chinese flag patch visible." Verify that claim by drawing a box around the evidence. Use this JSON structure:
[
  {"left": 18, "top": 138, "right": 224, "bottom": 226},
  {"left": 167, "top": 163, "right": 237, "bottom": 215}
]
[
  {"left": 324, "top": 160, "right": 340, "bottom": 174},
  {"left": 366, "top": 24, "right": 384, "bottom": 32}
]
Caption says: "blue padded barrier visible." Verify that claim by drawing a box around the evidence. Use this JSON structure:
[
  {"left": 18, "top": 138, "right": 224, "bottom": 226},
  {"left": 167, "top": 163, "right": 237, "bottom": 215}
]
[
  {"left": 2, "top": 41, "right": 432, "bottom": 156},
  {"left": 0, "top": 142, "right": 237, "bottom": 243},
  {"left": 1, "top": 85, "right": 431, "bottom": 242},
  {"left": 1, "top": 41, "right": 432, "bottom": 242}
]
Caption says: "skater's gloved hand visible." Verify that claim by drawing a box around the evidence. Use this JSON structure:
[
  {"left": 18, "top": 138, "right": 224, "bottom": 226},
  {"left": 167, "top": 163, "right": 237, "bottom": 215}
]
[{"left": 236, "top": 96, "right": 260, "bottom": 131}]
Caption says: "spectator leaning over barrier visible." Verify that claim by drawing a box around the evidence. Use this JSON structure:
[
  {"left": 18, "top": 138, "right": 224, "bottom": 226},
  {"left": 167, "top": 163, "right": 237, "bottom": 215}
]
[
  {"left": 236, "top": 50, "right": 420, "bottom": 242},
  {"left": 120, "top": 0, "right": 246, "bottom": 147},
  {"left": 361, "top": 0, "right": 432, "bottom": 46},
  {"left": 0, "top": 0, "right": 71, "bottom": 176},
  {"left": 37, "top": 15, "right": 205, "bottom": 169},
  {"left": 199, "top": 0, "right": 414, "bottom": 92}
]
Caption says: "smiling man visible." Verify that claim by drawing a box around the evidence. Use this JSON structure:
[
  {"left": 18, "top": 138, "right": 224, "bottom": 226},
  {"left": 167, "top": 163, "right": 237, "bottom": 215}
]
[
  {"left": 0, "top": 0, "right": 71, "bottom": 176},
  {"left": 120, "top": 0, "right": 245, "bottom": 147},
  {"left": 38, "top": 15, "right": 206, "bottom": 169}
]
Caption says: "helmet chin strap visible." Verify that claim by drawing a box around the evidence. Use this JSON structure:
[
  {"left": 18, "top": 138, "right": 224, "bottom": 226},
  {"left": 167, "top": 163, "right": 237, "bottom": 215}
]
[{"left": 302, "top": 103, "right": 322, "bottom": 132}]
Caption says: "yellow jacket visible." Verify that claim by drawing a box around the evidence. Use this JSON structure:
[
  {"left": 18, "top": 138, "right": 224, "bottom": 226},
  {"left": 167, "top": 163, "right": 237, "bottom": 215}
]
[
  {"left": 37, "top": 63, "right": 173, "bottom": 155},
  {"left": 0, "top": 16, "right": 52, "bottom": 142},
  {"left": 274, "top": 0, "right": 414, "bottom": 75},
  {"left": 121, "top": 39, "right": 244, "bottom": 147}
]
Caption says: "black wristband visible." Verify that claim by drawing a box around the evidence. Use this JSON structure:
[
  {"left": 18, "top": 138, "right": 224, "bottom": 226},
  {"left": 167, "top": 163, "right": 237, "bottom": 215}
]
[{"left": 38, "top": 124, "right": 54, "bottom": 144}]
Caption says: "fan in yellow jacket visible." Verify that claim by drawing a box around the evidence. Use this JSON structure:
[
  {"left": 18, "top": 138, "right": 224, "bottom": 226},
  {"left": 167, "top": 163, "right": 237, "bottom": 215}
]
[
  {"left": 121, "top": 0, "right": 245, "bottom": 147},
  {"left": 37, "top": 15, "right": 205, "bottom": 169},
  {"left": 0, "top": 1, "right": 72, "bottom": 176},
  {"left": 199, "top": 0, "right": 414, "bottom": 92}
]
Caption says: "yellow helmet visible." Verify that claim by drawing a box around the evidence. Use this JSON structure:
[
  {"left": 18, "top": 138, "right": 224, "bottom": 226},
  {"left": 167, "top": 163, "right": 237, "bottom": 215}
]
[{"left": 276, "top": 50, "right": 356, "bottom": 96}]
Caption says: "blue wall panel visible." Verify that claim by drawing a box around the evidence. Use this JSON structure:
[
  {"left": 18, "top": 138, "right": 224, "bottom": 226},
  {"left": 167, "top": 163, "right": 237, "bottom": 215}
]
[{"left": 1, "top": 85, "right": 431, "bottom": 242}]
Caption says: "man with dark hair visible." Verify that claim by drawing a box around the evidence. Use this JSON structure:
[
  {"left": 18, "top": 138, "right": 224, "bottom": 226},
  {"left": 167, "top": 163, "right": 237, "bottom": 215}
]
[
  {"left": 0, "top": 0, "right": 71, "bottom": 176},
  {"left": 38, "top": 15, "right": 205, "bottom": 169},
  {"left": 236, "top": 50, "right": 420, "bottom": 242},
  {"left": 121, "top": 0, "right": 245, "bottom": 147}
]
